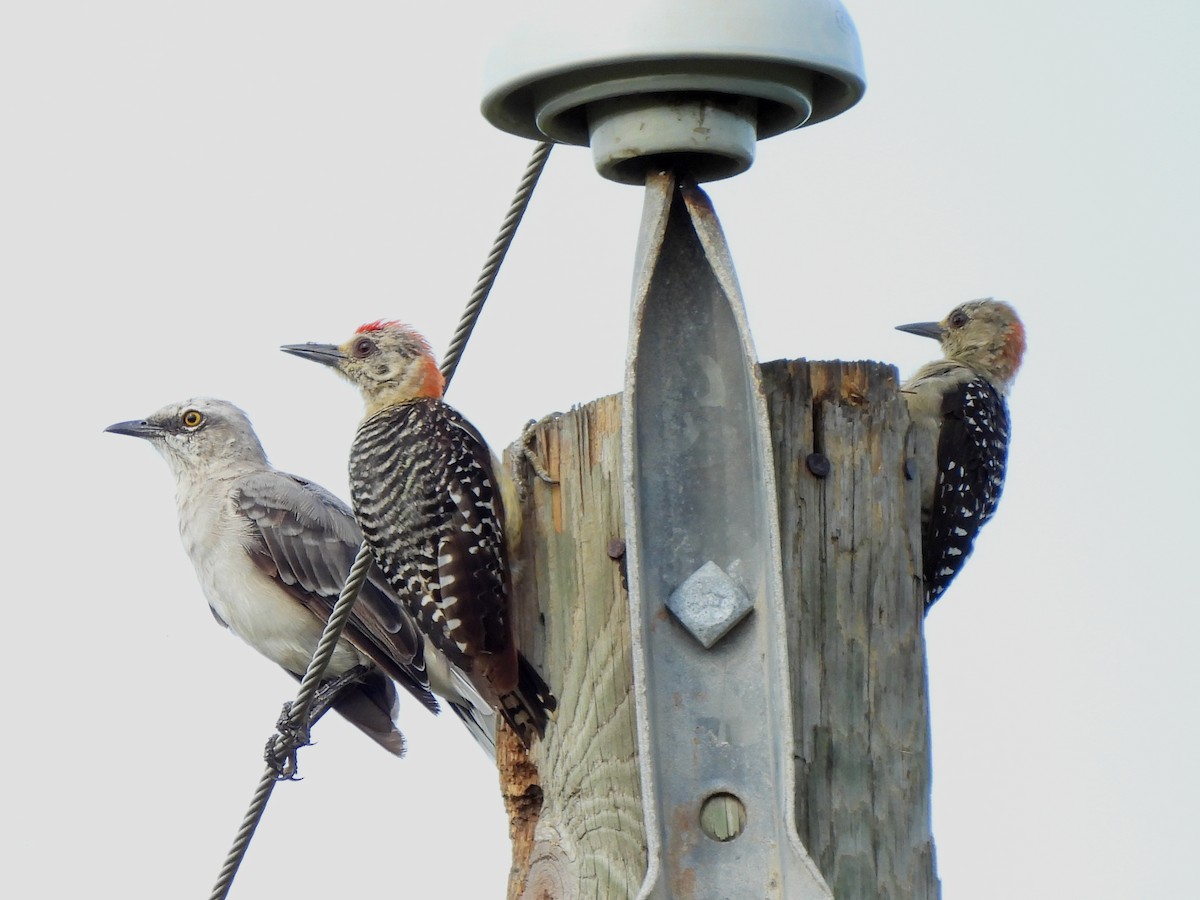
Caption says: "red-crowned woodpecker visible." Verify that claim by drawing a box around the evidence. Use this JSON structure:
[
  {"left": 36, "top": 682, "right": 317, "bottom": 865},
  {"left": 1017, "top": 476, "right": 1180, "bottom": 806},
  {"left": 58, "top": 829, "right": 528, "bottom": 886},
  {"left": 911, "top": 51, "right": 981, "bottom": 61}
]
[
  {"left": 106, "top": 397, "right": 498, "bottom": 758},
  {"left": 897, "top": 299, "right": 1026, "bottom": 610},
  {"left": 282, "top": 322, "right": 556, "bottom": 746}
]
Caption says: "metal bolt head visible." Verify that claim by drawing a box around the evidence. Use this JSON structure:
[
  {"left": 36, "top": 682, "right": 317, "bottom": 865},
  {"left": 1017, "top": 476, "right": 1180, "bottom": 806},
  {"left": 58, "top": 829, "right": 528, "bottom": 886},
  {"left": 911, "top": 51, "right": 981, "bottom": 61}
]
[
  {"left": 667, "top": 560, "right": 754, "bottom": 649},
  {"left": 806, "top": 452, "right": 831, "bottom": 478}
]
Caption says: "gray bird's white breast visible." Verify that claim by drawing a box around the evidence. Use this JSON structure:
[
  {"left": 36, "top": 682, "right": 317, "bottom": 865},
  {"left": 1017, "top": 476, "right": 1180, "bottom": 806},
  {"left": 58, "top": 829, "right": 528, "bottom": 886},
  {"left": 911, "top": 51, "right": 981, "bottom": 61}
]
[{"left": 175, "top": 480, "right": 366, "bottom": 676}]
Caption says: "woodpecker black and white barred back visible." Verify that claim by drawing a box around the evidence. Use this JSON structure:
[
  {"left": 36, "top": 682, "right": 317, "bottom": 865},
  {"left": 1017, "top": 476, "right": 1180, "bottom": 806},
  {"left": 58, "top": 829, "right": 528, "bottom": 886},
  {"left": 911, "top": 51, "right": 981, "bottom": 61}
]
[
  {"left": 897, "top": 299, "right": 1026, "bottom": 610},
  {"left": 282, "top": 321, "right": 556, "bottom": 746}
]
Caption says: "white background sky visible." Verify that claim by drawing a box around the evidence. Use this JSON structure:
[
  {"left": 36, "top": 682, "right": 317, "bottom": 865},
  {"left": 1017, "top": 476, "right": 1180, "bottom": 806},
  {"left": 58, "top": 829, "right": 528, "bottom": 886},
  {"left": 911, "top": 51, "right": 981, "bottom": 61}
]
[{"left": 4, "top": 1, "right": 1198, "bottom": 897}]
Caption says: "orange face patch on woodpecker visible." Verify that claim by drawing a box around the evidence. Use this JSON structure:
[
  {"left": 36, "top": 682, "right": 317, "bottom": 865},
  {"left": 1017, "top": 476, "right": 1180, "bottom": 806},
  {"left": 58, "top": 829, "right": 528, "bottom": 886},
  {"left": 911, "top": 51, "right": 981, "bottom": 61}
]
[
  {"left": 332, "top": 322, "right": 446, "bottom": 409},
  {"left": 998, "top": 316, "right": 1026, "bottom": 382},
  {"left": 936, "top": 299, "right": 1025, "bottom": 394}
]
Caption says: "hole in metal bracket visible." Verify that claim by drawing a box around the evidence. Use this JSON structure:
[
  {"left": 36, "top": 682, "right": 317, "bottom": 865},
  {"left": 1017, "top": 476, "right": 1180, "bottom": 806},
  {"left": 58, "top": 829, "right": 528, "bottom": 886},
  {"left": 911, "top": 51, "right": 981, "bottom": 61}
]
[{"left": 699, "top": 791, "right": 747, "bottom": 842}]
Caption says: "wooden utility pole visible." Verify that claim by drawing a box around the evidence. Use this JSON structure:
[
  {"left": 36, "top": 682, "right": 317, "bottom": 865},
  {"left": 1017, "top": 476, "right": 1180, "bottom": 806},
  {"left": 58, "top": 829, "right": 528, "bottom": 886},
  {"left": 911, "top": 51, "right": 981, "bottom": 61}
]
[
  {"left": 501, "top": 359, "right": 939, "bottom": 899},
  {"left": 479, "top": 1, "right": 872, "bottom": 893}
]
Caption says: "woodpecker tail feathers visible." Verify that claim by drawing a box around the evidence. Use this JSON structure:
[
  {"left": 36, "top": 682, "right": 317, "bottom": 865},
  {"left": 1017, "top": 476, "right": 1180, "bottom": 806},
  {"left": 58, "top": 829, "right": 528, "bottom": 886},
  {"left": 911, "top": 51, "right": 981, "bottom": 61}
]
[
  {"left": 497, "top": 655, "right": 557, "bottom": 748},
  {"left": 447, "top": 701, "right": 498, "bottom": 759}
]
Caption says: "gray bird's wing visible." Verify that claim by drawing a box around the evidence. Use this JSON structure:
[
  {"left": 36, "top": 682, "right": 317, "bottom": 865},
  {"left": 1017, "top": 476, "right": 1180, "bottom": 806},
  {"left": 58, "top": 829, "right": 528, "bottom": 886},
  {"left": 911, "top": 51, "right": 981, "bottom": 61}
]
[{"left": 233, "top": 470, "right": 440, "bottom": 714}]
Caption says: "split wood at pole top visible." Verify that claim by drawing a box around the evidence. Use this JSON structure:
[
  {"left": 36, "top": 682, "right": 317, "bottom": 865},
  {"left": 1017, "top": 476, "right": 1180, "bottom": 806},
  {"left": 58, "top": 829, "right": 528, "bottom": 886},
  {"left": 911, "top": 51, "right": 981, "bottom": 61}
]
[{"left": 499, "top": 359, "right": 940, "bottom": 899}]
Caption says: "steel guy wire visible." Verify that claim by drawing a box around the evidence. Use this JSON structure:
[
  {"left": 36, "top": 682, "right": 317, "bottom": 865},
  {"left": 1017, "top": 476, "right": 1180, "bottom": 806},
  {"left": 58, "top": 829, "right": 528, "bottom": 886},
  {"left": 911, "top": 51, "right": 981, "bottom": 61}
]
[{"left": 209, "top": 139, "right": 553, "bottom": 900}]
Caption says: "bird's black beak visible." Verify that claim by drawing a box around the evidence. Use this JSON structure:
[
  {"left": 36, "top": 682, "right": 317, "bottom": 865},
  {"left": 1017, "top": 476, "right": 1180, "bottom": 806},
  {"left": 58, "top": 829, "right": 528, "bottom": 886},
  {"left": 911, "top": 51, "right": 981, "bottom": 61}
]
[
  {"left": 280, "top": 342, "right": 346, "bottom": 369},
  {"left": 104, "top": 419, "right": 163, "bottom": 439},
  {"left": 895, "top": 321, "right": 944, "bottom": 340}
]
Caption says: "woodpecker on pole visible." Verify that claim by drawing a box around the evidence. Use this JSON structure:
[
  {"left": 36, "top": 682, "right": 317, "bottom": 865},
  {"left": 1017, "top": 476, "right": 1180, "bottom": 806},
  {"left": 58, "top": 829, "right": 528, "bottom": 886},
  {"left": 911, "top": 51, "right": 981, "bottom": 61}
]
[
  {"left": 106, "top": 397, "right": 497, "bottom": 757},
  {"left": 282, "top": 322, "right": 556, "bottom": 747},
  {"left": 897, "top": 298, "right": 1026, "bottom": 609}
]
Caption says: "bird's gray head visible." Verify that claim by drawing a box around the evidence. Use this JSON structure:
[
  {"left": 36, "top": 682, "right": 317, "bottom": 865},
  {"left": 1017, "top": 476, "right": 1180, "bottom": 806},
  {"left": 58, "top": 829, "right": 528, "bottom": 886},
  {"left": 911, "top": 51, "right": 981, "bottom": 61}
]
[
  {"left": 281, "top": 320, "right": 445, "bottom": 417},
  {"left": 896, "top": 298, "right": 1026, "bottom": 392},
  {"left": 105, "top": 397, "right": 269, "bottom": 479}
]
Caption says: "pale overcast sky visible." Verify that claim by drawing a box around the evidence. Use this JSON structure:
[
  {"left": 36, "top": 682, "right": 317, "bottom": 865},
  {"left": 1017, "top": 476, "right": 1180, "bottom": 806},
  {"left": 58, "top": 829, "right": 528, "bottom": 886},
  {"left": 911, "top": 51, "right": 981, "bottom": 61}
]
[{"left": 4, "top": 1, "right": 1198, "bottom": 897}]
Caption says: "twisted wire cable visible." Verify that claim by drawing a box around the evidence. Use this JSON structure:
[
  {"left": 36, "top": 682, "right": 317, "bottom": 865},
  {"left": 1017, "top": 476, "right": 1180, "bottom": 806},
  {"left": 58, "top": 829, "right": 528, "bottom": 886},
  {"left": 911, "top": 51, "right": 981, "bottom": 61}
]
[
  {"left": 209, "top": 139, "right": 553, "bottom": 898},
  {"left": 207, "top": 768, "right": 276, "bottom": 900},
  {"left": 440, "top": 141, "right": 553, "bottom": 385},
  {"left": 209, "top": 542, "right": 375, "bottom": 900}
]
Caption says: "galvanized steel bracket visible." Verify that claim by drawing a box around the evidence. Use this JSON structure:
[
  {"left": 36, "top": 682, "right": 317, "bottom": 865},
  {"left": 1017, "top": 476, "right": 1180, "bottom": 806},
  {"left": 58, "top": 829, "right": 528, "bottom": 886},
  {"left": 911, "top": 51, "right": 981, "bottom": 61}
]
[{"left": 622, "top": 171, "right": 831, "bottom": 898}]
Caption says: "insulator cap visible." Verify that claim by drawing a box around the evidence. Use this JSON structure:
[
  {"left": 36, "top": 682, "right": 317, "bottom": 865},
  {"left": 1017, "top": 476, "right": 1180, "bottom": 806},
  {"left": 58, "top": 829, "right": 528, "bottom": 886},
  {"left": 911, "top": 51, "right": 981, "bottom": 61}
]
[{"left": 481, "top": 0, "right": 866, "bottom": 184}]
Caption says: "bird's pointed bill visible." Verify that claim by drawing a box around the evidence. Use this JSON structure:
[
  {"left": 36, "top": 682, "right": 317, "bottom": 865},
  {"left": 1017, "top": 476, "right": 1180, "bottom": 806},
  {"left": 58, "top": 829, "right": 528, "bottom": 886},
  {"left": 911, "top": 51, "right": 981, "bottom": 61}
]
[
  {"left": 280, "top": 342, "right": 346, "bottom": 368},
  {"left": 104, "top": 419, "right": 163, "bottom": 439},
  {"left": 895, "top": 321, "right": 943, "bottom": 340}
]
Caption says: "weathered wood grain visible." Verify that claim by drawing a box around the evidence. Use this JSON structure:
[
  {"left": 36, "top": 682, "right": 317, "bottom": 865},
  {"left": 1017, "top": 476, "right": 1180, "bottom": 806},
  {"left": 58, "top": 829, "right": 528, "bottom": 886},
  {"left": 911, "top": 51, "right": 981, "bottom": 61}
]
[
  {"left": 764, "top": 359, "right": 939, "bottom": 900},
  {"left": 502, "top": 361, "right": 939, "bottom": 898},
  {"left": 502, "top": 395, "right": 646, "bottom": 900}
]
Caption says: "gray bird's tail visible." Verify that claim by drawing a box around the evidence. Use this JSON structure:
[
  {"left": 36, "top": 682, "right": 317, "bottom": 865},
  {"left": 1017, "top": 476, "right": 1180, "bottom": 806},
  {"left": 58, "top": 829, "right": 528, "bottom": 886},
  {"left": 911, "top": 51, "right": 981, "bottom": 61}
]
[{"left": 328, "top": 671, "right": 407, "bottom": 756}]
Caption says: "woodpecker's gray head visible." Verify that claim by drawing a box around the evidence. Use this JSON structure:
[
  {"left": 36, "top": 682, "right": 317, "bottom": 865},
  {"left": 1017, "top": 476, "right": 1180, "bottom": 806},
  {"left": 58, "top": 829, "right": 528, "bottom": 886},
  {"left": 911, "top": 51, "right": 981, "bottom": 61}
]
[
  {"left": 897, "top": 298, "right": 1026, "bottom": 393},
  {"left": 105, "top": 397, "right": 269, "bottom": 480},
  {"left": 281, "top": 320, "right": 445, "bottom": 417}
]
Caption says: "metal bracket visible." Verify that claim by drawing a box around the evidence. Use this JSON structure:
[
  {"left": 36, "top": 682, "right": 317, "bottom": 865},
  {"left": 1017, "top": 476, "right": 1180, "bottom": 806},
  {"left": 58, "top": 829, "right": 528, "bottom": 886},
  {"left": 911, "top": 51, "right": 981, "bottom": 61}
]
[{"left": 622, "top": 171, "right": 832, "bottom": 898}]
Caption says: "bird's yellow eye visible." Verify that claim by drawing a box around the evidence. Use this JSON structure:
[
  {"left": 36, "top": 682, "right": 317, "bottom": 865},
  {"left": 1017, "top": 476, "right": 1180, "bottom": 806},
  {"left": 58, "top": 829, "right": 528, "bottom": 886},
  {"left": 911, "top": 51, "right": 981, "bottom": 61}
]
[{"left": 181, "top": 410, "right": 204, "bottom": 429}]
